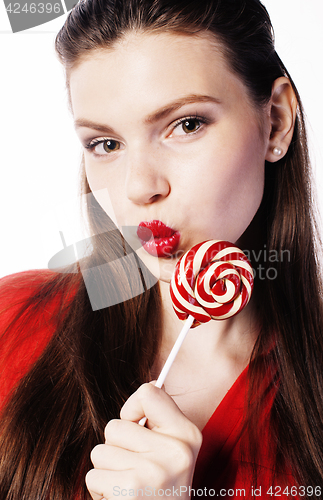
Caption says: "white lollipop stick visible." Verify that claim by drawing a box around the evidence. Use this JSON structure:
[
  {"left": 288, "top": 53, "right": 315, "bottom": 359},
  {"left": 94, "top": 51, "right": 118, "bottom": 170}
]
[{"left": 138, "top": 314, "right": 194, "bottom": 426}]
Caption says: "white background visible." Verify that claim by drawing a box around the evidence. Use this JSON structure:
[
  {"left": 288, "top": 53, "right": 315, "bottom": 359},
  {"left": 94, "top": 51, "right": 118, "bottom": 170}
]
[{"left": 0, "top": 1, "right": 322, "bottom": 278}]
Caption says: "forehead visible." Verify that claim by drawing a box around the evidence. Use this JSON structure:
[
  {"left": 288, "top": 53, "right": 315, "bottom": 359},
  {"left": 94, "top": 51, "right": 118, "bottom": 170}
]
[{"left": 69, "top": 31, "right": 253, "bottom": 120}]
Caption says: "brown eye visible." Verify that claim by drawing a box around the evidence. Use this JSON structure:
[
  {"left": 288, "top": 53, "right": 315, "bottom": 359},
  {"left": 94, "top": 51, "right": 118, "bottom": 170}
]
[
  {"left": 103, "top": 140, "right": 120, "bottom": 152},
  {"left": 182, "top": 118, "right": 201, "bottom": 134}
]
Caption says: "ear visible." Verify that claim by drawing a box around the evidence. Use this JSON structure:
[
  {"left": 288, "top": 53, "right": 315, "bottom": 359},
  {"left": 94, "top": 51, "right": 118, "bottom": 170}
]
[{"left": 265, "top": 76, "right": 297, "bottom": 163}]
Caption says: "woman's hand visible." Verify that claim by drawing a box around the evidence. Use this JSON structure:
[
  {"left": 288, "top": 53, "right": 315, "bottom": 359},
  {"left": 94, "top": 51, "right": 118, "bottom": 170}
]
[{"left": 86, "top": 383, "right": 203, "bottom": 500}]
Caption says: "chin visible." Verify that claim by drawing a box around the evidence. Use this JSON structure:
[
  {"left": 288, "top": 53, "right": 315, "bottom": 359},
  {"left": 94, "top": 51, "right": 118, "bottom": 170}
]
[{"left": 136, "top": 247, "right": 178, "bottom": 283}]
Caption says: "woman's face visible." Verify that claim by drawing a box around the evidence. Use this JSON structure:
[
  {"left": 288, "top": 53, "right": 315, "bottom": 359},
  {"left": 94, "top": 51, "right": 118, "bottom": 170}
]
[{"left": 70, "top": 32, "right": 269, "bottom": 281}]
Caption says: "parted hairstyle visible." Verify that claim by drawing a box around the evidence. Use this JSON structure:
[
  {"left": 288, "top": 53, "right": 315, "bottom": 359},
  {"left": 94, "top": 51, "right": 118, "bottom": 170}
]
[{"left": 0, "top": 0, "right": 323, "bottom": 498}]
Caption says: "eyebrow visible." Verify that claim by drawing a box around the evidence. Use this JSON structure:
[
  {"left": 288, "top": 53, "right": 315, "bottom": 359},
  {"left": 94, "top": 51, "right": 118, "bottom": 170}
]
[
  {"left": 144, "top": 94, "right": 221, "bottom": 123},
  {"left": 74, "top": 94, "right": 221, "bottom": 132}
]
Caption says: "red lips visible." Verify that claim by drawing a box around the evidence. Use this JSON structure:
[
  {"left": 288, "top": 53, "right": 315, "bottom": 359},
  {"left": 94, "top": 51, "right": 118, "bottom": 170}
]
[{"left": 137, "top": 220, "right": 180, "bottom": 257}]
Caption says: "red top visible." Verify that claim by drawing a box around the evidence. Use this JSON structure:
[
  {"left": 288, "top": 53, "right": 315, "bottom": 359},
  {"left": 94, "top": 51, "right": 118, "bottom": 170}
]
[
  {"left": 0, "top": 271, "right": 299, "bottom": 499},
  {"left": 0, "top": 270, "right": 63, "bottom": 407},
  {"left": 192, "top": 366, "right": 297, "bottom": 498}
]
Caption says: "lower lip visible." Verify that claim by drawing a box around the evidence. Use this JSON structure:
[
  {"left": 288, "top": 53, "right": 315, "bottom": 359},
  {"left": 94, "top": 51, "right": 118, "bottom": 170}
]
[{"left": 139, "top": 232, "right": 180, "bottom": 257}]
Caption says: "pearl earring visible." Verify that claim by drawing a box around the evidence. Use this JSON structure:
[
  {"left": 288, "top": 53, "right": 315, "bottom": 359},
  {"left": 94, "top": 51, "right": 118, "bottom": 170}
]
[{"left": 273, "top": 147, "right": 282, "bottom": 156}]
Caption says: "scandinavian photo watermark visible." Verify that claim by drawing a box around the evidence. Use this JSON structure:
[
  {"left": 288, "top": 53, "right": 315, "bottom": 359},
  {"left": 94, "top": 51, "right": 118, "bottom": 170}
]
[
  {"left": 47, "top": 222, "right": 291, "bottom": 312},
  {"left": 242, "top": 246, "right": 290, "bottom": 281}
]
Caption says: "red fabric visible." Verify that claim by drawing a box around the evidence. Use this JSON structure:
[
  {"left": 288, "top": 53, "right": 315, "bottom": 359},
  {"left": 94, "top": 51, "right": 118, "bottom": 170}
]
[
  {"left": 192, "top": 365, "right": 298, "bottom": 499},
  {"left": 0, "top": 269, "right": 67, "bottom": 410},
  {"left": 0, "top": 271, "right": 299, "bottom": 499}
]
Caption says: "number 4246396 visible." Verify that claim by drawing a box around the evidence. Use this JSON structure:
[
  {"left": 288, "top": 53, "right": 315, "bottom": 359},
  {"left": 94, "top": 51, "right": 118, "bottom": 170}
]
[
  {"left": 6, "top": 3, "right": 62, "bottom": 14},
  {"left": 266, "top": 485, "right": 321, "bottom": 496}
]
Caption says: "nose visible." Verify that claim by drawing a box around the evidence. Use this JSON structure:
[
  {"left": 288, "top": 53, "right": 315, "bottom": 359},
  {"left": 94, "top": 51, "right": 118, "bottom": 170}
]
[{"left": 125, "top": 147, "right": 170, "bottom": 205}]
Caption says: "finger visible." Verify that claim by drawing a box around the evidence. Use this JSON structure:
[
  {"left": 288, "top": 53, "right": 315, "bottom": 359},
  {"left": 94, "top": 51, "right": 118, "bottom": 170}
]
[
  {"left": 91, "top": 443, "right": 137, "bottom": 470},
  {"left": 104, "top": 418, "right": 187, "bottom": 457},
  {"left": 85, "top": 468, "right": 114, "bottom": 500},
  {"left": 138, "top": 381, "right": 163, "bottom": 427},
  {"left": 86, "top": 468, "right": 142, "bottom": 500},
  {"left": 104, "top": 418, "right": 156, "bottom": 452},
  {"left": 85, "top": 468, "right": 106, "bottom": 500},
  {"left": 120, "top": 383, "right": 194, "bottom": 436}
]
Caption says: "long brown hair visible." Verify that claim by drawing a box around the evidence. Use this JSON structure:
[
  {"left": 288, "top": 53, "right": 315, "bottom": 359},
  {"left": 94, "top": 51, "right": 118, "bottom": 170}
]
[{"left": 1, "top": 0, "right": 323, "bottom": 498}]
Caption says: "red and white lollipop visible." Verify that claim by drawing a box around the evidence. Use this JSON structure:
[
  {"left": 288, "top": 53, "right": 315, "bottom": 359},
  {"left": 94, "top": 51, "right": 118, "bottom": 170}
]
[
  {"left": 156, "top": 240, "right": 253, "bottom": 386},
  {"left": 170, "top": 240, "right": 254, "bottom": 326},
  {"left": 139, "top": 240, "right": 253, "bottom": 424}
]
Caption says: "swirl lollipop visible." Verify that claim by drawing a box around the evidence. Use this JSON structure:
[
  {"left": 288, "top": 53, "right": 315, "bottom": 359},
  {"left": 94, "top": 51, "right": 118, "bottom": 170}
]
[
  {"left": 170, "top": 240, "right": 254, "bottom": 326},
  {"left": 139, "top": 240, "right": 253, "bottom": 425}
]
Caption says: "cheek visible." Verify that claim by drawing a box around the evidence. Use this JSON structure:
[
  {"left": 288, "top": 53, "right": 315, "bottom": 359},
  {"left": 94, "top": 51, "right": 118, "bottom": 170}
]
[
  {"left": 225, "top": 147, "right": 264, "bottom": 197},
  {"left": 222, "top": 144, "right": 265, "bottom": 233},
  {"left": 197, "top": 137, "right": 264, "bottom": 200},
  {"left": 191, "top": 133, "right": 265, "bottom": 239},
  {"left": 221, "top": 121, "right": 265, "bottom": 196}
]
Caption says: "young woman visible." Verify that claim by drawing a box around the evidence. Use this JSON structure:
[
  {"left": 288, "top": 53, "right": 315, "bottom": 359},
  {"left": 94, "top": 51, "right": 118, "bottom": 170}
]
[{"left": 1, "top": 0, "right": 323, "bottom": 499}]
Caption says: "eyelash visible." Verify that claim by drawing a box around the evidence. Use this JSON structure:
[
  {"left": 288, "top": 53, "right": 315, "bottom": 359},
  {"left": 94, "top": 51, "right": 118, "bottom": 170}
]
[
  {"left": 171, "top": 114, "right": 208, "bottom": 134},
  {"left": 84, "top": 114, "right": 209, "bottom": 157},
  {"left": 84, "top": 138, "right": 120, "bottom": 156}
]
